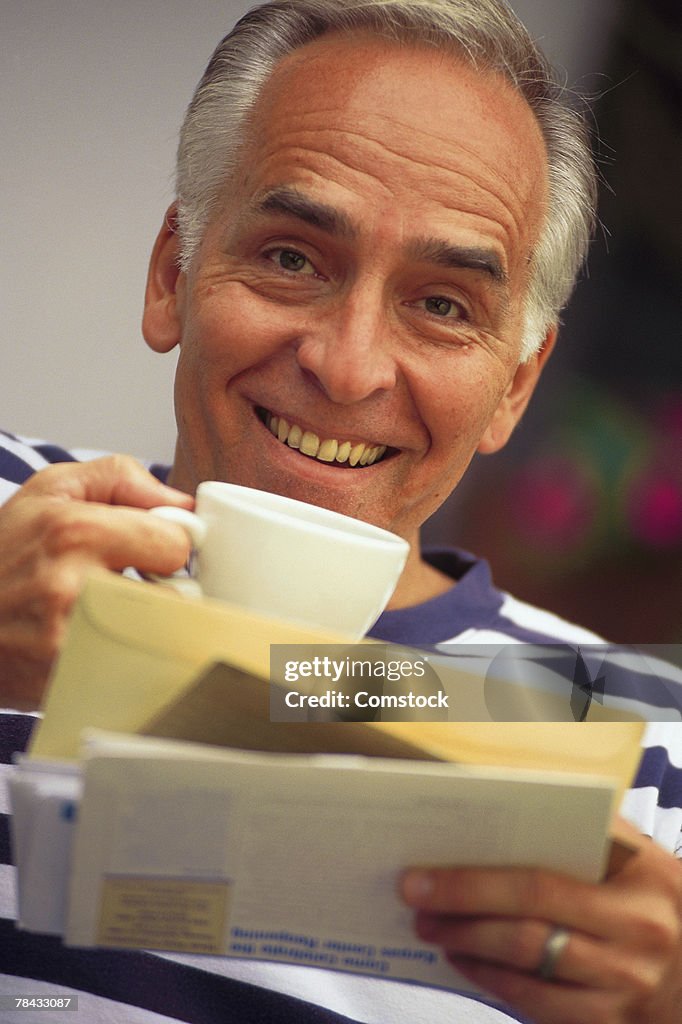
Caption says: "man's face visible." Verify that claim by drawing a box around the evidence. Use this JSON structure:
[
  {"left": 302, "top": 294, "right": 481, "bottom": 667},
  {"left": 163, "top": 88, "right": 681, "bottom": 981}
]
[{"left": 145, "top": 32, "right": 550, "bottom": 549}]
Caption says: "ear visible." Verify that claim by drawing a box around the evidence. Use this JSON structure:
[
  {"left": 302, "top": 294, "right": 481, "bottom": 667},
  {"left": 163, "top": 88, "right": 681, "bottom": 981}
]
[
  {"left": 142, "top": 204, "right": 184, "bottom": 353},
  {"left": 477, "top": 326, "right": 557, "bottom": 455}
]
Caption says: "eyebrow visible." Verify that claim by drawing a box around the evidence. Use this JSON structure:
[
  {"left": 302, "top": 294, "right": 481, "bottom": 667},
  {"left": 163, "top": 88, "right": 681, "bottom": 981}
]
[
  {"left": 254, "top": 187, "right": 508, "bottom": 286},
  {"left": 255, "top": 187, "right": 356, "bottom": 238},
  {"left": 408, "top": 238, "right": 508, "bottom": 285}
]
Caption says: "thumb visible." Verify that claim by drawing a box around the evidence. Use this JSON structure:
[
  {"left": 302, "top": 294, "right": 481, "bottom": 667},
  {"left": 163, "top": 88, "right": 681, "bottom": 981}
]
[{"left": 24, "top": 454, "right": 194, "bottom": 510}]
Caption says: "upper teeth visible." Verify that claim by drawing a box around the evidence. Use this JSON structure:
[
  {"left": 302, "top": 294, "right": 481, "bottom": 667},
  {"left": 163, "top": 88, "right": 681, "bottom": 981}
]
[{"left": 265, "top": 413, "right": 387, "bottom": 467}]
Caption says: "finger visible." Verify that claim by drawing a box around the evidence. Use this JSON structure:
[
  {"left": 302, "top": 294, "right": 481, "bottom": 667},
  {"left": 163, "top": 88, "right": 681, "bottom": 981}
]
[
  {"left": 446, "top": 956, "right": 624, "bottom": 1024},
  {"left": 40, "top": 502, "right": 193, "bottom": 575},
  {"left": 400, "top": 862, "right": 677, "bottom": 944},
  {"left": 0, "top": 621, "right": 54, "bottom": 710},
  {"left": 401, "top": 865, "right": 600, "bottom": 928},
  {"left": 416, "top": 913, "right": 661, "bottom": 991},
  {"left": 20, "top": 454, "right": 193, "bottom": 510},
  {"left": 610, "top": 814, "right": 649, "bottom": 845}
]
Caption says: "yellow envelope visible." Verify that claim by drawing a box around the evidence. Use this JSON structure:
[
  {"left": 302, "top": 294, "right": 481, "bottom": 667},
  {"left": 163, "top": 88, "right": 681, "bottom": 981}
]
[
  {"left": 30, "top": 570, "right": 358, "bottom": 760},
  {"left": 29, "top": 570, "right": 644, "bottom": 810}
]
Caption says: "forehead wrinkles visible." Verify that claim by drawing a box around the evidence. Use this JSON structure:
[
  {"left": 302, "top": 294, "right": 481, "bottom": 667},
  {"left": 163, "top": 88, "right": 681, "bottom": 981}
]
[
  {"left": 372, "top": 118, "right": 538, "bottom": 240},
  {"left": 246, "top": 35, "right": 547, "bottom": 239},
  {"left": 247, "top": 120, "right": 535, "bottom": 270},
  {"left": 275, "top": 106, "right": 538, "bottom": 214}
]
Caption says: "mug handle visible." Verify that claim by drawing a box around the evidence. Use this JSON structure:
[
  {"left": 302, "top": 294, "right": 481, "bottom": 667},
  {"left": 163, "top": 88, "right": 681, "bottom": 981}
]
[{"left": 145, "top": 506, "right": 208, "bottom": 597}]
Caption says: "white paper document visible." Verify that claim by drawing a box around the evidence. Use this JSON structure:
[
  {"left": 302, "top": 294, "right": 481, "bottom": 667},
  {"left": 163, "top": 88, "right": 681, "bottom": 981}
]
[
  {"left": 9, "top": 758, "right": 82, "bottom": 934},
  {"left": 55, "top": 731, "right": 618, "bottom": 992}
]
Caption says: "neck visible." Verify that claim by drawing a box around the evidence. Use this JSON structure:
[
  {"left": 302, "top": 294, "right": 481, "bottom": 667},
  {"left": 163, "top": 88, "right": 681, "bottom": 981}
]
[{"left": 386, "top": 537, "right": 455, "bottom": 610}]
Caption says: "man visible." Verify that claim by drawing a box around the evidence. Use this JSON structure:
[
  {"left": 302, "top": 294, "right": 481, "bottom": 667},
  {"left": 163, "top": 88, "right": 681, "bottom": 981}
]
[{"left": 1, "top": 1, "right": 681, "bottom": 1021}]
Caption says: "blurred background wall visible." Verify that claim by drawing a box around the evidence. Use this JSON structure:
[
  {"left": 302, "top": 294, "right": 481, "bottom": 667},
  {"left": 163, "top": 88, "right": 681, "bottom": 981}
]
[{"left": 2, "top": 0, "right": 680, "bottom": 641}]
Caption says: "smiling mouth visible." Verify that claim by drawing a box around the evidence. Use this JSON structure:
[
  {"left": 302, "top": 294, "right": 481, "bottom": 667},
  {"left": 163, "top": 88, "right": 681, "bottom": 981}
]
[{"left": 258, "top": 408, "right": 390, "bottom": 467}]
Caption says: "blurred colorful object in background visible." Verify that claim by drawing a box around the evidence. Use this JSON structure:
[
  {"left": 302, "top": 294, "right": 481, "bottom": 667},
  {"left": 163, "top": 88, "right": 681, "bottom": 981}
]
[
  {"left": 503, "top": 381, "right": 682, "bottom": 561},
  {"left": 626, "top": 397, "right": 682, "bottom": 549},
  {"left": 448, "top": 382, "right": 682, "bottom": 643},
  {"left": 511, "top": 455, "right": 601, "bottom": 557}
]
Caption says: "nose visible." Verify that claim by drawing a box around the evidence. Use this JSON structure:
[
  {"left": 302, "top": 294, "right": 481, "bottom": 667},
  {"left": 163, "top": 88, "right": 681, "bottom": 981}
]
[{"left": 294, "top": 289, "right": 398, "bottom": 405}]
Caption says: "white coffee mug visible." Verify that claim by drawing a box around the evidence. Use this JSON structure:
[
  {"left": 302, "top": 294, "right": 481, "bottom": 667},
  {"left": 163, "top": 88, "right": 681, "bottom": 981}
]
[{"left": 149, "top": 481, "right": 409, "bottom": 638}]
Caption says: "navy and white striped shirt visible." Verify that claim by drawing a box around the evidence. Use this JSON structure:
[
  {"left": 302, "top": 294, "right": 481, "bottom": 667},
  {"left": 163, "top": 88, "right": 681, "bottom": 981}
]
[{"left": 1, "top": 431, "right": 681, "bottom": 1024}]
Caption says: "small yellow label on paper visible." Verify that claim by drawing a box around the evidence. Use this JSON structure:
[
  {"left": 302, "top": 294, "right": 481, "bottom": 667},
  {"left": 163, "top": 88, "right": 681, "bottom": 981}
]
[{"left": 97, "top": 876, "right": 231, "bottom": 954}]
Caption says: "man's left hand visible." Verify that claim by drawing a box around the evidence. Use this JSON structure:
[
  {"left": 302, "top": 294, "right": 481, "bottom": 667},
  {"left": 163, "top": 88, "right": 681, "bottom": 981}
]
[{"left": 399, "top": 816, "right": 682, "bottom": 1023}]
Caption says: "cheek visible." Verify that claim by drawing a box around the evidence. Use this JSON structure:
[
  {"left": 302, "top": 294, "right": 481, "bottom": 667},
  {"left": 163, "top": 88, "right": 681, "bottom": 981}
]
[
  {"left": 181, "top": 285, "right": 295, "bottom": 376},
  {"left": 412, "top": 357, "right": 509, "bottom": 452}
]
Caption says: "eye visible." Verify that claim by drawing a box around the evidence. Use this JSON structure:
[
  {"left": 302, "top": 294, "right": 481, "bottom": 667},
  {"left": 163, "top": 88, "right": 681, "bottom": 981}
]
[
  {"left": 266, "top": 248, "right": 317, "bottom": 275},
  {"left": 421, "top": 295, "right": 466, "bottom": 319}
]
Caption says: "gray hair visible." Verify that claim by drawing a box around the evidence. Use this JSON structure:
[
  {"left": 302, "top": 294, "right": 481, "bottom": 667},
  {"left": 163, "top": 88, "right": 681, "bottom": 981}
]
[{"left": 176, "top": 0, "right": 597, "bottom": 360}]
